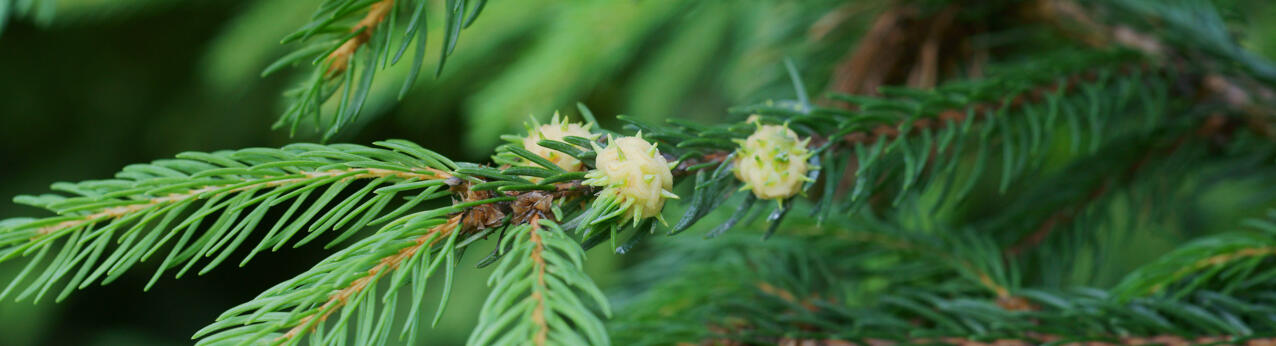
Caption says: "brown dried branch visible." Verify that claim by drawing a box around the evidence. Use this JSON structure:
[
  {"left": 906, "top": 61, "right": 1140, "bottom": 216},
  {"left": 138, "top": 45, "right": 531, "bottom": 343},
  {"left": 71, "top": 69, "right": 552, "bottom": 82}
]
[
  {"left": 906, "top": 6, "right": 958, "bottom": 89},
  {"left": 823, "top": 3, "right": 982, "bottom": 101},
  {"left": 825, "top": 6, "right": 917, "bottom": 97}
]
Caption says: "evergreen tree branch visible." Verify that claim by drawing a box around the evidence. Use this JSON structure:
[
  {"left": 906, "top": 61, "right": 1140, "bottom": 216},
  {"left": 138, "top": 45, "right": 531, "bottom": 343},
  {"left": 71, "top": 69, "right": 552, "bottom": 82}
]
[
  {"left": 468, "top": 217, "right": 611, "bottom": 346},
  {"left": 774, "top": 335, "right": 1276, "bottom": 345},
  {"left": 28, "top": 167, "right": 446, "bottom": 239},
  {"left": 1003, "top": 116, "right": 1206, "bottom": 258},
  {"left": 840, "top": 227, "right": 1013, "bottom": 299},
  {"left": 269, "top": 0, "right": 488, "bottom": 139},
  {"left": 613, "top": 230, "right": 1276, "bottom": 344},
  {"left": 1041, "top": 0, "right": 1276, "bottom": 106},
  {"left": 1, "top": 44, "right": 1247, "bottom": 344},
  {"left": 185, "top": 137, "right": 605, "bottom": 344},
  {"left": 1102, "top": 0, "right": 1276, "bottom": 85},
  {"left": 1113, "top": 219, "right": 1276, "bottom": 299},
  {"left": 0, "top": 141, "right": 457, "bottom": 302},
  {"left": 7, "top": 0, "right": 1276, "bottom": 344},
  {"left": 277, "top": 214, "right": 461, "bottom": 342},
  {"left": 193, "top": 210, "right": 469, "bottom": 345},
  {"left": 705, "top": 49, "right": 1172, "bottom": 229},
  {"left": 529, "top": 219, "right": 550, "bottom": 345},
  {"left": 988, "top": 109, "right": 1276, "bottom": 289},
  {"left": 609, "top": 47, "right": 1191, "bottom": 243},
  {"left": 187, "top": 135, "right": 604, "bottom": 345},
  {"left": 324, "top": 0, "right": 395, "bottom": 77}
]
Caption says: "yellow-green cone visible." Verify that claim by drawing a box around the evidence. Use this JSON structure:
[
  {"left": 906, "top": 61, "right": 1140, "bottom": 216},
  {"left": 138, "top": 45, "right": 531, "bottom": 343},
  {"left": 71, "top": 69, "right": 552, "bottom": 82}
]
[
  {"left": 733, "top": 122, "right": 813, "bottom": 201},
  {"left": 583, "top": 135, "right": 678, "bottom": 225},
  {"left": 521, "top": 112, "right": 596, "bottom": 172}
]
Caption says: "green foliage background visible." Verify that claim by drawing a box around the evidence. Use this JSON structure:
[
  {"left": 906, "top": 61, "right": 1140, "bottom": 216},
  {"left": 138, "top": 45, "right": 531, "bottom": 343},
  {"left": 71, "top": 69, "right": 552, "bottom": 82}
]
[{"left": 2, "top": 0, "right": 1276, "bottom": 344}]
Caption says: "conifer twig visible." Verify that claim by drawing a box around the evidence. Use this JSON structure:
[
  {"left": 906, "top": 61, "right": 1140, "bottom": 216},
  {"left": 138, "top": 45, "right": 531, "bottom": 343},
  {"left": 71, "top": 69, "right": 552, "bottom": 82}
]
[
  {"left": 1146, "top": 246, "right": 1276, "bottom": 295},
  {"left": 279, "top": 214, "right": 462, "bottom": 341},
  {"left": 836, "top": 64, "right": 1149, "bottom": 148},
  {"left": 32, "top": 167, "right": 449, "bottom": 238},
  {"left": 1006, "top": 76, "right": 1271, "bottom": 258},
  {"left": 824, "top": 62, "right": 1155, "bottom": 203},
  {"left": 326, "top": 0, "right": 395, "bottom": 76},
  {"left": 1005, "top": 125, "right": 1194, "bottom": 258},
  {"left": 844, "top": 232, "right": 1011, "bottom": 298},
  {"left": 526, "top": 215, "right": 549, "bottom": 346},
  {"left": 774, "top": 335, "right": 1276, "bottom": 345}
]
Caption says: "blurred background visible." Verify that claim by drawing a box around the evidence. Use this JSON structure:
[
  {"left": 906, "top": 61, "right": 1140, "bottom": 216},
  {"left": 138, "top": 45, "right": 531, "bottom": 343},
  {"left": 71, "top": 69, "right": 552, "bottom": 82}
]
[{"left": 1, "top": 0, "right": 1275, "bottom": 345}]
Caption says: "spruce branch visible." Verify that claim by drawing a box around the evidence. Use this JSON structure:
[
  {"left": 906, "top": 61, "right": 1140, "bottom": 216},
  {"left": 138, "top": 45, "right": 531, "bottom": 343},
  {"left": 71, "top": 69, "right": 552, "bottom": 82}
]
[
  {"left": 269, "top": 0, "right": 488, "bottom": 139},
  {"left": 613, "top": 230, "right": 1276, "bottom": 344},
  {"left": 193, "top": 211, "right": 468, "bottom": 345},
  {"left": 1041, "top": 0, "right": 1276, "bottom": 113},
  {"left": 323, "top": 0, "right": 395, "bottom": 77},
  {"left": 612, "top": 47, "right": 1186, "bottom": 240},
  {"left": 1002, "top": 117, "right": 1205, "bottom": 258},
  {"left": 0, "top": 141, "right": 457, "bottom": 301},
  {"left": 469, "top": 217, "right": 611, "bottom": 346},
  {"left": 721, "top": 49, "right": 1174, "bottom": 226},
  {"left": 1101, "top": 0, "right": 1276, "bottom": 85},
  {"left": 2, "top": 44, "right": 1255, "bottom": 344},
  {"left": 7, "top": 1, "right": 1276, "bottom": 343},
  {"left": 1113, "top": 219, "right": 1276, "bottom": 300},
  {"left": 277, "top": 214, "right": 459, "bottom": 342},
  {"left": 827, "top": 222, "right": 1015, "bottom": 299},
  {"left": 27, "top": 167, "right": 445, "bottom": 238}
]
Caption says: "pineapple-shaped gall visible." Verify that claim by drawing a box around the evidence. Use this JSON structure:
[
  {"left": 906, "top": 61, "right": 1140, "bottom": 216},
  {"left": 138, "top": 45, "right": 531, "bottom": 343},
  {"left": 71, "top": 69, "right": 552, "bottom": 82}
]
[
  {"left": 733, "top": 122, "right": 812, "bottom": 201},
  {"left": 521, "top": 112, "right": 596, "bottom": 172},
  {"left": 583, "top": 135, "right": 678, "bottom": 225}
]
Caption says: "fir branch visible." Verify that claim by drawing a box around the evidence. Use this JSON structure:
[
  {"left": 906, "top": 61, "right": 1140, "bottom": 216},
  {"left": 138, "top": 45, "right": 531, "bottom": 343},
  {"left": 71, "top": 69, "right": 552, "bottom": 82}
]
[
  {"left": 0, "top": 141, "right": 457, "bottom": 302},
  {"left": 186, "top": 135, "right": 604, "bottom": 345},
  {"left": 324, "top": 0, "right": 395, "bottom": 77},
  {"left": 529, "top": 220, "right": 550, "bottom": 345},
  {"left": 194, "top": 210, "right": 467, "bottom": 345},
  {"left": 269, "top": 0, "right": 488, "bottom": 139},
  {"left": 774, "top": 336, "right": 1276, "bottom": 345},
  {"left": 1102, "top": 0, "right": 1276, "bottom": 85},
  {"left": 613, "top": 231, "right": 1276, "bottom": 344},
  {"left": 7, "top": 0, "right": 1276, "bottom": 345},
  {"left": 828, "top": 57, "right": 1153, "bottom": 148},
  {"left": 1113, "top": 224, "right": 1276, "bottom": 299},
  {"left": 187, "top": 138, "right": 609, "bottom": 345},
  {"left": 1003, "top": 118, "right": 1202, "bottom": 258},
  {"left": 834, "top": 226, "right": 1013, "bottom": 298},
  {"left": 986, "top": 111, "right": 1276, "bottom": 291},
  {"left": 30, "top": 167, "right": 446, "bottom": 238},
  {"left": 610, "top": 48, "right": 1183, "bottom": 241},
  {"left": 704, "top": 49, "right": 1172, "bottom": 229},
  {"left": 469, "top": 217, "right": 611, "bottom": 346},
  {"left": 277, "top": 214, "right": 460, "bottom": 342}
]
